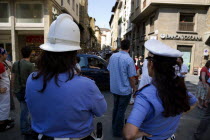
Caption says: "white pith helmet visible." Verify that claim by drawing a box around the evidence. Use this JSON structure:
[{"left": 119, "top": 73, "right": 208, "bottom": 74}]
[{"left": 40, "top": 14, "right": 81, "bottom": 52}]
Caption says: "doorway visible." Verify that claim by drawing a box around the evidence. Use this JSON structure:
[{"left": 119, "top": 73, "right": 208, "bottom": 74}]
[{"left": 177, "top": 45, "right": 192, "bottom": 71}]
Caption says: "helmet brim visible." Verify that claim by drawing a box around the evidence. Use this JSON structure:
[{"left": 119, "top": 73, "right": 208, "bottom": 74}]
[{"left": 40, "top": 43, "right": 81, "bottom": 52}]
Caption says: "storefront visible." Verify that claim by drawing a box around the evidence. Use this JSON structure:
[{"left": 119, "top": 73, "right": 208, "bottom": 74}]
[
  {"left": 158, "top": 33, "right": 204, "bottom": 74},
  {"left": 132, "top": 5, "right": 210, "bottom": 74},
  {"left": 16, "top": 34, "right": 44, "bottom": 63}
]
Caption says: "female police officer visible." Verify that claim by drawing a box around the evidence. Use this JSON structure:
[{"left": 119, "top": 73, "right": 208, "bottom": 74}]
[
  {"left": 25, "top": 14, "right": 107, "bottom": 140},
  {"left": 123, "top": 39, "right": 197, "bottom": 140}
]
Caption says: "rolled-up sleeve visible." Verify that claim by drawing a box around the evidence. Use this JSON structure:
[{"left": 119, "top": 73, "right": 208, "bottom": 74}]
[
  {"left": 127, "top": 59, "right": 137, "bottom": 78},
  {"left": 127, "top": 94, "right": 150, "bottom": 128},
  {"left": 89, "top": 81, "right": 107, "bottom": 117},
  {"left": 188, "top": 92, "right": 198, "bottom": 106}
]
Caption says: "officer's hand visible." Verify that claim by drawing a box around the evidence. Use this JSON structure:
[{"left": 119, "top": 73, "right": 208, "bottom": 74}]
[
  {"left": 0, "top": 87, "right": 7, "bottom": 94},
  {"left": 136, "top": 131, "right": 152, "bottom": 139}
]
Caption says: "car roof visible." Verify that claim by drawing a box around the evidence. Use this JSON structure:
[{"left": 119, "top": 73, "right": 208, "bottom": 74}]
[
  {"left": 77, "top": 54, "right": 108, "bottom": 64},
  {"left": 77, "top": 54, "right": 98, "bottom": 57}
]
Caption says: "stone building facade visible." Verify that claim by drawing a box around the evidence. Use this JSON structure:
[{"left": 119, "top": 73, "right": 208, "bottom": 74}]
[
  {"left": 131, "top": 0, "right": 210, "bottom": 74},
  {"left": 100, "top": 28, "right": 111, "bottom": 50},
  {"left": 95, "top": 26, "right": 102, "bottom": 50},
  {"left": 110, "top": 0, "right": 133, "bottom": 53},
  {"left": 110, "top": 0, "right": 120, "bottom": 50},
  {"left": 0, "top": 0, "right": 80, "bottom": 62},
  {"left": 79, "top": 0, "right": 98, "bottom": 53}
]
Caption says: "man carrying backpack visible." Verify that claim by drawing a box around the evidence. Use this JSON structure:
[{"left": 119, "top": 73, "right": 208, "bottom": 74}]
[{"left": 11, "top": 46, "right": 35, "bottom": 135}]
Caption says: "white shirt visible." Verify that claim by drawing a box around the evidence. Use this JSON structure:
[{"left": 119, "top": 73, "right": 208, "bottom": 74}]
[
  {"left": 0, "top": 63, "right": 10, "bottom": 120},
  {"left": 178, "top": 64, "right": 188, "bottom": 77},
  {"left": 138, "top": 59, "right": 152, "bottom": 89}
]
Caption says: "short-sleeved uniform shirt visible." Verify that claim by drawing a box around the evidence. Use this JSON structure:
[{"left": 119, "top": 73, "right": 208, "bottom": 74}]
[
  {"left": 26, "top": 73, "right": 107, "bottom": 138},
  {"left": 12, "top": 60, "right": 35, "bottom": 93},
  {"left": 107, "top": 51, "right": 136, "bottom": 95},
  {"left": 127, "top": 84, "right": 197, "bottom": 140}
]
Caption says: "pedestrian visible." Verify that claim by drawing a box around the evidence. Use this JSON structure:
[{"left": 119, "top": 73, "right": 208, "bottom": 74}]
[
  {"left": 3, "top": 58, "right": 15, "bottom": 111},
  {"left": 137, "top": 55, "right": 144, "bottom": 74},
  {"left": 0, "top": 48, "right": 14, "bottom": 132},
  {"left": 25, "top": 14, "right": 107, "bottom": 140},
  {"left": 194, "top": 86, "right": 210, "bottom": 140},
  {"left": 133, "top": 59, "right": 140, "bottom": 85},
  {"left": 135, "top": 56, "right": 138, "bottom": 65},
  {"left": 76, "top": 56, "right": 81, "bottom": 71},
  {"left": 129, "top": 59, "right": 140, "bottom": 105},
  {"left": 123, "top": 39, "right": 197, "bottom": 140},
  {"left": 138, "top": 59, "right": 152, "bottom": 90},
  {"left": 11, "top": 46, "right": 35, "bottom": 135},
  {"left": 6, "top": 50, "right": 12, "bottom": 62},
  {"left": 195, "top": 60, "right": 210, "bottom": 109},
  {"left": 176, "top": 57, "right": 188, "bottom": 78},
  {"left": 108, "top": 39, "right": 137, "bottom": 137}
]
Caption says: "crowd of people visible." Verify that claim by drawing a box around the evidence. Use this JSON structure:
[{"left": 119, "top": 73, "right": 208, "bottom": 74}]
[{"left": 0, "top": 13, "right": 209, "bottom": 140}]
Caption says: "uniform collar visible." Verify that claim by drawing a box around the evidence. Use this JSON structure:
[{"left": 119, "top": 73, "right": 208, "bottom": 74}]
[{"left": 119, "top": 51, "right": 129, "bottom": 54}]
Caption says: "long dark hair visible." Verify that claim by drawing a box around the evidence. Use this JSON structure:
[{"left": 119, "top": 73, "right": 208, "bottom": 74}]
[
  {"left": 151, "top": 55, "right": 190, "bottom": 117},
  {"left": 32, "top": 50, "right": 79, "bottom": 92}
]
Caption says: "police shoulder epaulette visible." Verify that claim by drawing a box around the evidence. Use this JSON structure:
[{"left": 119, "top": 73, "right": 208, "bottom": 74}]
[{"left": 134, "top": 84, "right": 151, "bottom": 95}]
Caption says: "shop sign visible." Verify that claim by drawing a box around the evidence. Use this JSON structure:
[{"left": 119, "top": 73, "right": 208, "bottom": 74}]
[
  {"left": 160, "top": 34, "right": 202, "bottom": 41},
  {"left": 26, "top": 36, "right": 44, "bottom": 43},
  {"left": 204, "top": 49, "right": 209, "bottom": 56}
]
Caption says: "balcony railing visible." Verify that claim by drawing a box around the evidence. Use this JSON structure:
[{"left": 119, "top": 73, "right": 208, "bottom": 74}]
[{"left": 179, "top": 22, "right": 194, "bottom": 31}]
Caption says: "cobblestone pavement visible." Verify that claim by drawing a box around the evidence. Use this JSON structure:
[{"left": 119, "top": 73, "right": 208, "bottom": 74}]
[{"left": 0, "top": 74, "right": 209, "bottom": 140}]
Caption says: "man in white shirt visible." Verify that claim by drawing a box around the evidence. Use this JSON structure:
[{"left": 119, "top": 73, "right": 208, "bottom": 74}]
[{"left": 177, "top": 57, "right": 188, "bottom": 78}]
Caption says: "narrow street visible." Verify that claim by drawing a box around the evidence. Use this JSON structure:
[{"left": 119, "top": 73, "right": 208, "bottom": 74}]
[{"left": 0, "top": 74, "right": 209, "bottom": 140}]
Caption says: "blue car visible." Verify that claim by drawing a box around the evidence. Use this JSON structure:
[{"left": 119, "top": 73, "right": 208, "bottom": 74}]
[{"left": 77, "top": 54, "right": 110, "bottom": 90}]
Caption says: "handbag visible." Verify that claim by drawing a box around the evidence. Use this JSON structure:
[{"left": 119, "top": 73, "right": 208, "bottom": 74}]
[{"left": 16, "top": 61, "right": 26, "bottom": 101}]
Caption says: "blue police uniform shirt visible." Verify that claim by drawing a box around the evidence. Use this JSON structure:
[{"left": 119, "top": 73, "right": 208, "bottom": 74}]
[
  {"left": 127, "top": 84, "right": 197, "bottom": 140},
  {"left": 107, "top": 51, "right": 136, "bottom": 95},
  {"left": 25, "top": 73, "right": 107, "bottom": 138}
]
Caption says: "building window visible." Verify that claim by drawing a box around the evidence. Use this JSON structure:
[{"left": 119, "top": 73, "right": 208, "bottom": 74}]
[
  {"left": 179, "top": 13, "right": 195, "bottom": 31},
  {"left": 136, "top": 0, "right": 139, "bottom": 8},
  {"left": 143, "top": 0, "right": 147, "bottom": 8},
  {"left": 72, "top": 0, "right": 75, "bottom": 11},
  {"left": 67, "top": 0, "right": 70, "bottom": 5},
  {"left": 131, "top": 1, "right": 134, "bottom": 13},
  {"left": 61, "top": 0, "right": 63, "bottom": 6},
  {"left": 16, "top": 3, "right": 43, "bottom": 23},
  {"left": 150, "top": 16, "right": 155, "bottom": 33},
  {"left": 0, "top": 3, "right": 9, "bottom": 23},
  {"left": 76, "top": 4, "right": 79, "bottom": 16}
]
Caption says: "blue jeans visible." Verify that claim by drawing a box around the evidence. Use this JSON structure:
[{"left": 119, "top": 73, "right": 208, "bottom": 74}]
[
  {"left": 194, "top": 103, "right": 210, "bottom": 139},
  {"left": 20, "top": 101, "right": 31, "bottom": 134},
  {"left": 112, "top": 94, "right": 131, "bottom": 137}
]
